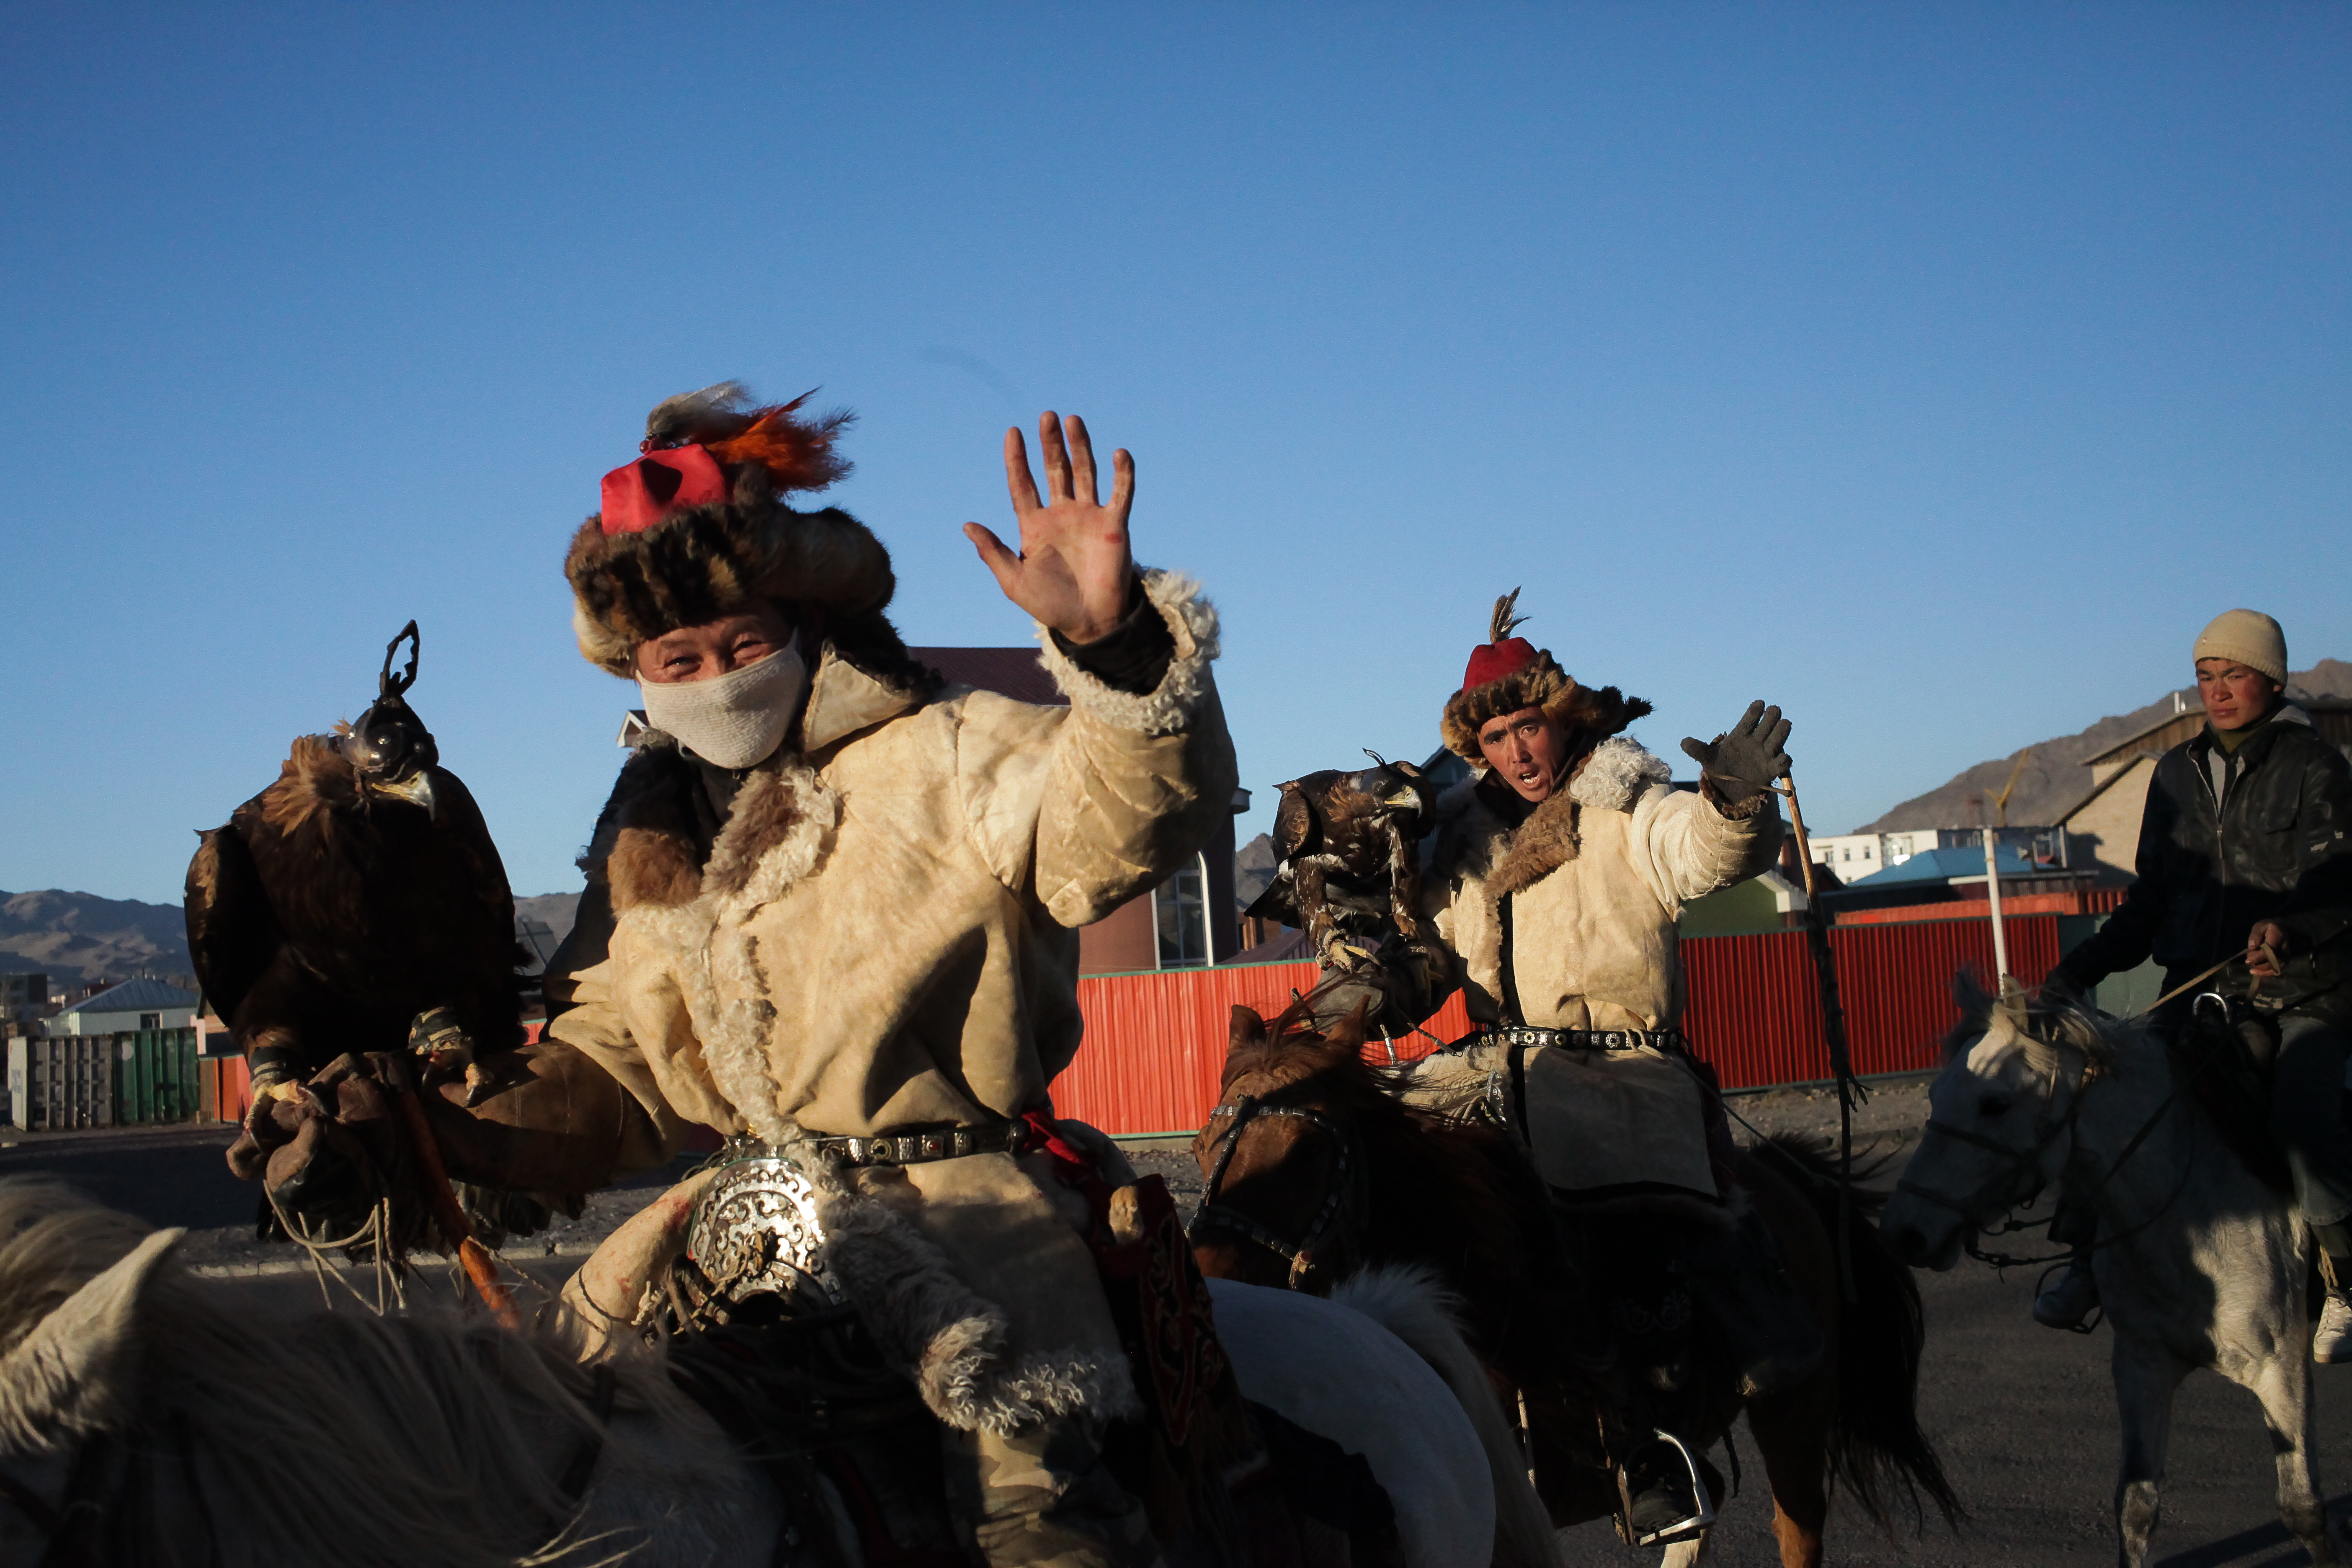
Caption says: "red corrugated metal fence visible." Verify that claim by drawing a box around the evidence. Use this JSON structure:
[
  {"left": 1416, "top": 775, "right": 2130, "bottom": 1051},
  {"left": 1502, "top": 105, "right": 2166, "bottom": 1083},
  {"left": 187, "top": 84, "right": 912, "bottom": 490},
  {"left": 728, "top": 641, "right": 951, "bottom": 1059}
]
[{"left": 1050, "top": 913, "right": 2065, "bottom": 1134}]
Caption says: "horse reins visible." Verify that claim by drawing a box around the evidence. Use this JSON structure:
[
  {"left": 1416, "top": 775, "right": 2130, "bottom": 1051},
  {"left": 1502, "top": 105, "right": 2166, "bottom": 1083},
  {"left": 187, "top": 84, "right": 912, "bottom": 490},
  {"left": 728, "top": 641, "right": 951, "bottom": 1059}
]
[
  {"left": 1900, "top": 1033, "right": 2191, "bottom": 1269},
  {"left": 1189, "top": 1093, "right": 1363, "bottom": 1287}
]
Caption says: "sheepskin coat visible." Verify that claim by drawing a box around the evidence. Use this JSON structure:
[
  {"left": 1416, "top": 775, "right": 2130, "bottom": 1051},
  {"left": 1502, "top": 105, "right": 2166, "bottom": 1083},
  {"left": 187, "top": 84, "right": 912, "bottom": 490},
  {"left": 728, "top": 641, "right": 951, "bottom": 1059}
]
[
  {"left": 1422, "top": 736, "right": 1782, "bottom": 1034},
  {"left": 544, "top": 573, "right": 1234, "bottom": 1429},
  {"left": 548, "top": 571, "right": 1234, "bottom": 1147},
  {"left": 1396, "top": 737, "right": 1780, "bottom": 1195}
]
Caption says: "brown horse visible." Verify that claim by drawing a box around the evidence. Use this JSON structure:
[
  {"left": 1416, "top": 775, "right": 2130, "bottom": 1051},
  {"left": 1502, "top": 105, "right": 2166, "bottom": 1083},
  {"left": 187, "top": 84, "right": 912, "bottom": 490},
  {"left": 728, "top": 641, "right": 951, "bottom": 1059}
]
[{"left": 1189, "top": 1004, "right": 1957, "bottom": 1568}]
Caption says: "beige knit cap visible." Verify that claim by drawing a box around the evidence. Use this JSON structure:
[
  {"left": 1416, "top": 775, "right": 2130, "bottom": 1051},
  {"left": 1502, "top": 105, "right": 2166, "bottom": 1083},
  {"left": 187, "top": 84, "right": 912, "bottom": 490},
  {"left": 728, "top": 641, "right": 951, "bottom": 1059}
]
[{"left": 2193, "top": 608, "right": 2288, "bottom": 684}]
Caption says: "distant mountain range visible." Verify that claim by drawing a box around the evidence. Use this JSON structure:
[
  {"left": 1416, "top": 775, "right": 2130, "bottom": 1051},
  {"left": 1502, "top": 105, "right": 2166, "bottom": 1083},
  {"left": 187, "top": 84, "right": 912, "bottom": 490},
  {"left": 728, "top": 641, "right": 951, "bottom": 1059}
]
[
  {"left": 0, "top": 888, "right": 194, "bottom": 988},
  {"left": 1855, "top": 658, "right": 2352, "bottom": 834},
  {"left": 1, "top": 887, "right": 590, "bottom": 990}
]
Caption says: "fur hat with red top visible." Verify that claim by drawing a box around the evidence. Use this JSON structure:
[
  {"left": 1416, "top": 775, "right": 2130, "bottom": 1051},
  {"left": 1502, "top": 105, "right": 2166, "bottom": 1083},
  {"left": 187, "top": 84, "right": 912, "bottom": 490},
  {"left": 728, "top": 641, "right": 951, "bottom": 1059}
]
[
  {"left": 564, "top": 382, "right": 898, "bottom": 676},
  {"left": 1438, "top": 588, "right": 1653, "bottom": 761}
]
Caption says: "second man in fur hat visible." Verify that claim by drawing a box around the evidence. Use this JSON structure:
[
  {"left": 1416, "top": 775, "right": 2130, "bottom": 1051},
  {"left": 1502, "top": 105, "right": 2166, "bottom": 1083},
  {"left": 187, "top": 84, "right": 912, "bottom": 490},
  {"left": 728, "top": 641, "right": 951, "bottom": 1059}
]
[{"left": 1320, "top": 589, "right": 1815, "bottom": 1547}]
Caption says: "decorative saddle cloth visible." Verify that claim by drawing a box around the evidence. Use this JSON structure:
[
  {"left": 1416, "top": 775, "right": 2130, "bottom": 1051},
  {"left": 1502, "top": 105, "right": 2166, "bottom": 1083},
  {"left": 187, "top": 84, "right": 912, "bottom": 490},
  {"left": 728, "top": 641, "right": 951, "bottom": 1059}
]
[{"left": 1401, "top": 1036, "right": 1721, "bottom": 1197}]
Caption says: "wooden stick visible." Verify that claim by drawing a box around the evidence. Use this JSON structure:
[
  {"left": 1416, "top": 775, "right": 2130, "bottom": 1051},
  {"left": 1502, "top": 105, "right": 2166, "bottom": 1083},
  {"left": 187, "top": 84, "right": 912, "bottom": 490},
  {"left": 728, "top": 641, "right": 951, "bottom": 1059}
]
[
  {"left": 1774, "top": 773, "right": 1862, "bottom": 1302},
  {"left": 393, "top": 1085, "right": 523, "bottom": 1330}
]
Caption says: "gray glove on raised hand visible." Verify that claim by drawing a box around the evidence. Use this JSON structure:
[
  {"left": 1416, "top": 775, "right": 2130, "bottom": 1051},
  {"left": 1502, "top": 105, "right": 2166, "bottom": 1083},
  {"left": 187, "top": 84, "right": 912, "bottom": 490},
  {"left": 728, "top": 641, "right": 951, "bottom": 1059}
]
[{"left": 1679, "top": 701, "right": 1792, "bottom": 807}]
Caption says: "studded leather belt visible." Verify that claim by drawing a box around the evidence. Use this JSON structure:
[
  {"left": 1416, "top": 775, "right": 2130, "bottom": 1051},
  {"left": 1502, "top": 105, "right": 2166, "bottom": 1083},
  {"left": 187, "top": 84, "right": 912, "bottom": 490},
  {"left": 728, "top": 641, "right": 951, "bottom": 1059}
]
[
  {"left": 809, "top": 1119, "right": 1035, "bottom": 1168},
  {"left": 1468, "top": 1024, "right": 1687, "bottom": 1054}
]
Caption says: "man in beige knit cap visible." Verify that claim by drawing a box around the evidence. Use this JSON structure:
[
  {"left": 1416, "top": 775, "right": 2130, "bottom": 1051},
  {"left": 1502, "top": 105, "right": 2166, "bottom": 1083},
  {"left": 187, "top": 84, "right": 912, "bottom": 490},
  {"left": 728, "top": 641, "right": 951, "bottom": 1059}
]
[{"left": 2049, "top": 609, "right": 2352, "bottom": 1357}]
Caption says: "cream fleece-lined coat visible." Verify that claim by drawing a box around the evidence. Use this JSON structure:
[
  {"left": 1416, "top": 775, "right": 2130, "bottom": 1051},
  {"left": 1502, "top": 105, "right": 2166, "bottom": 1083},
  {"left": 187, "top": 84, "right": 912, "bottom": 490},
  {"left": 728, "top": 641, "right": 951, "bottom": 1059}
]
[
  {"left": 1422, "top": 736, "right": 1780, "bottom": 1034},
  {"left": 1398, "top": 737, "right": 1780, "bottom": 1194},
  {"left": 548, "top": 572, "right": 1235, "bottom": 1430},
  {"left": 550, "top": 572, "right": 1235, "bottom": 1148}
]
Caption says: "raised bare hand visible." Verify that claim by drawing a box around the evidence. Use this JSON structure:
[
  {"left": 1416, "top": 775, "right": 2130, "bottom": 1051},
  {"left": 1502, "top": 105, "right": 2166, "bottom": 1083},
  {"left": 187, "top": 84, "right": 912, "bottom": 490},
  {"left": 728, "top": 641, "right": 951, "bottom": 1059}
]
[{"left": 964, "top": 411, "right": 1137, "bottom": 644}]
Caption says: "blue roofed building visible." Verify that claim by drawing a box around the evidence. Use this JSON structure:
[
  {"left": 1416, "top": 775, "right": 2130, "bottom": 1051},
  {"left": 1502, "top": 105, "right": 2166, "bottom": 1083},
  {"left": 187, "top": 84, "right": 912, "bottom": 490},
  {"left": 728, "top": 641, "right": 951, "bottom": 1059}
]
[
  {"left": 1822, "top": 833, "right": 2089, "bottom": 917},
  {"left": 45, "top": 977, "right": 200, "bottom": 1037}
]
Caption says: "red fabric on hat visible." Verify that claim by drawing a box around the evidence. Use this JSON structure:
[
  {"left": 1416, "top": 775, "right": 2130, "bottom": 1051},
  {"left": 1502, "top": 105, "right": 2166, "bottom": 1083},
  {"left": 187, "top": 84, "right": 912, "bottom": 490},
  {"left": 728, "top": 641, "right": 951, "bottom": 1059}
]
[
  {"left": 599, "top": 445, "right": 729, "bottom": 535},
  {"left": 1462, "top": 636, "right": 1539, "bottom": 692}
]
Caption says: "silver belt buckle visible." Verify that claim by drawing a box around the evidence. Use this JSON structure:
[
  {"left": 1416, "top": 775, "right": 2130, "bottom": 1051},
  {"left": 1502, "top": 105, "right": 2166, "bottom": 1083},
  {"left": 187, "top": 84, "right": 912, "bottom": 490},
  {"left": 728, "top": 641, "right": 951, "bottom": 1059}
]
[{"left": 687, "top": 1143, "right": 837, "bottom": 1307}]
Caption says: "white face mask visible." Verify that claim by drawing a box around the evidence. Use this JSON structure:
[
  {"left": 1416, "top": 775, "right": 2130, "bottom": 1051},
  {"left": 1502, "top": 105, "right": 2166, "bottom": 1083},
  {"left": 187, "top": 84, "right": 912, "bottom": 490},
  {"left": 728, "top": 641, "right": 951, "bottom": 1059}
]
[{"left": 637, "top": 644, "right": 809, "bottom": 769}]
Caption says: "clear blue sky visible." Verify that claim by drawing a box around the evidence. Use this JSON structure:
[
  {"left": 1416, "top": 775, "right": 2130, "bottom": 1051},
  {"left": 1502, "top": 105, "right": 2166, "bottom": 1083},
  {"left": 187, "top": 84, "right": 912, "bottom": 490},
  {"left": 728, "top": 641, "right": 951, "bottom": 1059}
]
[{"left": 4, "top": 4, "right": 2346, "bottom": 906}]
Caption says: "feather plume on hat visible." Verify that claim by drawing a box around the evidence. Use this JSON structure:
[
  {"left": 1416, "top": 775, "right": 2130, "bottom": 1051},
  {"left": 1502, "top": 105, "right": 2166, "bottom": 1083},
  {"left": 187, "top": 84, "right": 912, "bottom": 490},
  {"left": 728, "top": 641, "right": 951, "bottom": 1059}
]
[{"left": 1438, "top": 588, "right": 1652, "bottom": 761}]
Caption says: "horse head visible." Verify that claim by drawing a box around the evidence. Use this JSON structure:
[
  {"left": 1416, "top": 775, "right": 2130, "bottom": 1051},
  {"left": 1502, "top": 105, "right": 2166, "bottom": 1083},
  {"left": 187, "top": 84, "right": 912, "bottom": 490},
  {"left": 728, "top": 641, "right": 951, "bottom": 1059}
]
[
  {"left": 1881, "top": 975, "right": 2121, "bottom": 1271},
  {"left": 1189, "top": 1002, "right": 1391, "bottom": 1293}
]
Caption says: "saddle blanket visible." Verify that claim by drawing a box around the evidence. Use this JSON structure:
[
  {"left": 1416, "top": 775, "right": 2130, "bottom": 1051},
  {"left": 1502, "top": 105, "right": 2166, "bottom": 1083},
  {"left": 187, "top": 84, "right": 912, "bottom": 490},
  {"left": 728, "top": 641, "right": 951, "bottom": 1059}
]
[{"left": 1401, "top": 1040, "right": 1720, "bottom": 1197}]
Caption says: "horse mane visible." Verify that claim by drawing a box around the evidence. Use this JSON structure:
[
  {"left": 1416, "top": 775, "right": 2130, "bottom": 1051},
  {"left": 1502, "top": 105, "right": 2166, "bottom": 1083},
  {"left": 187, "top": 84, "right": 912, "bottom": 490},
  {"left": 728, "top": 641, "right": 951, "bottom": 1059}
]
[
  {"left": 1939, "top": 972, "right": 2147, "bottom": 1070},
  {"left": 1219, "top": 999, "right": 1417, "bottom": 1112},
  {"left": 0, "top": 1178, "right": 722, "bottom": 1568}
]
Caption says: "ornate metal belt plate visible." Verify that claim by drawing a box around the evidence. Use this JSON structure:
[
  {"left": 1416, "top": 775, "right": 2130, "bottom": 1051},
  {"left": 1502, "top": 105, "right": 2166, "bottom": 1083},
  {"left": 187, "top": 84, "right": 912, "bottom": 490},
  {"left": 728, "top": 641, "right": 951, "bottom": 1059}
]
[{"left": 686, "top": 1146, "right": 838, "bottom": 1307}]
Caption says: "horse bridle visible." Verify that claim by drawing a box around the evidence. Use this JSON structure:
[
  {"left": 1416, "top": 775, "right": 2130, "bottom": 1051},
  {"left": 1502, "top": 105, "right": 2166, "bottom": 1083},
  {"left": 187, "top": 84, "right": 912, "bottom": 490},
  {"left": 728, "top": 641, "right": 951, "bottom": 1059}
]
[
  {"left": 1895, "top": 1050, "right": 2092, "bottom": 1227},
  {"left": 1188, "top": 1093, "right": 1364, "bottom": 1288},
  {"left": 0, "top": 1430, "right": 156, "bottom": 1568},
  {"left": 1898, "top": 1029, "right": 2187, "bottom": 1268}
]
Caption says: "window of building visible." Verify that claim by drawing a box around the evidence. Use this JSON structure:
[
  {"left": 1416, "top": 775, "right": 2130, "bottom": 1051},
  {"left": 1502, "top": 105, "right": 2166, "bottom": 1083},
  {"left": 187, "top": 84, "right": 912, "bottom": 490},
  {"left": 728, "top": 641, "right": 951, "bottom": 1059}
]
[
  {"left": 1153, "top": 855, "right": 1211, "bottom": 969},
  {"left": 138, "top": 1012, "right": 160, "bottom": 1029}
]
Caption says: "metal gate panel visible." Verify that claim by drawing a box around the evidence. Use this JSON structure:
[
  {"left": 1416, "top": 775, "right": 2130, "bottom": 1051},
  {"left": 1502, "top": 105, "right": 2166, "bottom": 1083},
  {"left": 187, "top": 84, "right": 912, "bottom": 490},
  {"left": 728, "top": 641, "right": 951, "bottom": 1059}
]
[
  {"left": 1051, "top": 913, "right": 2073, "bottom": 1134},
  {"left": 8, "top": 1037, "right": 115, "bottom": 1130},
  {"left": 113, "top": 1029, "right": 201, "bottom": 1125}
]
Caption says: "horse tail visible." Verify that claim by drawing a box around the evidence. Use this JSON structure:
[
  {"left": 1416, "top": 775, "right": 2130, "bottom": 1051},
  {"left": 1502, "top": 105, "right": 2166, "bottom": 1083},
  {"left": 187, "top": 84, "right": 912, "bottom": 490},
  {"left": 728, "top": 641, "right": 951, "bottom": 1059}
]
[
  {"left": 1756, "top": 1132, "right": 1963, "bottom": 1530},
  {"left": 1331, "top": 1263, "right": 1565, "bottom": 1568}
]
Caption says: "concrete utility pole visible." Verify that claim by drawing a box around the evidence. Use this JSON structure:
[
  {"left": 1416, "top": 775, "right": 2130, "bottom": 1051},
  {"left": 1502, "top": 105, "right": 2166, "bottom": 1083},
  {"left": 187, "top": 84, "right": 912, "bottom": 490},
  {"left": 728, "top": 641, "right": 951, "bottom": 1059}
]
[{"left": 1981, "top": 824, "right": 2017, "bottom": 1002}]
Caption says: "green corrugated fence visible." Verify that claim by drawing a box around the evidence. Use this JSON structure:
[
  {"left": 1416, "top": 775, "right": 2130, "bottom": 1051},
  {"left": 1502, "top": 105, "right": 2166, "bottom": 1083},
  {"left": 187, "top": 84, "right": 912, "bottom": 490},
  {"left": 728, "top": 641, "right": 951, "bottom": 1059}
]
[{"left": 111, "top": 1027, "right": 200, "bottom": 1125}]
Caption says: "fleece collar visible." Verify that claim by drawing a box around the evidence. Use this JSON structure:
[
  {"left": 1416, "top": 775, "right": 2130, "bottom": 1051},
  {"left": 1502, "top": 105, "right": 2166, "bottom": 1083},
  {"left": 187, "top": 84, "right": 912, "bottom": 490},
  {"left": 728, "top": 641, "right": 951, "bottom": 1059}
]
[
  {"left": 1435, "top": 736, "right": 1672, "bottom": 895},
  {"left": 799, "top": 642, "right": 921, "bottom": 753}
]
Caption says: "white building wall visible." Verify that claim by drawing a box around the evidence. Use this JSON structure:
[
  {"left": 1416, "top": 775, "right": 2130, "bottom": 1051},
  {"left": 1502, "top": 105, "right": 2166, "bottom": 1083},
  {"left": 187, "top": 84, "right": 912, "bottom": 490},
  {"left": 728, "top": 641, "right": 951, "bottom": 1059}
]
[
  {"left": 1810, "top": 833, "right": 1890, "bottom": 880},
  {"left": 50, "top": 1005, "right": 197, "bottom": 1036},
  {"left": 1810, "top": 824, "right": 2068, "bottom": 884}
]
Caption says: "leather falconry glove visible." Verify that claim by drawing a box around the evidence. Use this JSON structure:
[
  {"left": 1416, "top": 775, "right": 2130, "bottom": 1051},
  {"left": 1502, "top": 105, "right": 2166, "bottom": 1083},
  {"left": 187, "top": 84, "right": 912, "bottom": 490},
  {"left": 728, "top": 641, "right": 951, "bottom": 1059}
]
[{"left": 1678, "top": 701, "right": 1791, "bottom": 808}]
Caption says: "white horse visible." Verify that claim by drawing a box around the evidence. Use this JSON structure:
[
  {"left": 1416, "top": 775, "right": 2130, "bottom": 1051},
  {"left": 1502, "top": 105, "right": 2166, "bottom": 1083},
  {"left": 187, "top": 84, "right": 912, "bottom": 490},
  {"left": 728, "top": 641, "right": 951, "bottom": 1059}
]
[
  {"left": 1879, "top": 987, "right": 2339, "bottom": 1568},
  {"left": 0, "top": 1176, "right": 1518, "bottom": 1568}
]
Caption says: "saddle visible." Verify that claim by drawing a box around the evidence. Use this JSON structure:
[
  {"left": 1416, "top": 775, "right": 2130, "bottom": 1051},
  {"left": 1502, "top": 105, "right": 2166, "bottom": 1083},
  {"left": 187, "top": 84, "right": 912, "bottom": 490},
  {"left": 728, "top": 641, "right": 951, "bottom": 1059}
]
[{"left": 2166, "top": 994, "right": 2295, "bottom": 1194}]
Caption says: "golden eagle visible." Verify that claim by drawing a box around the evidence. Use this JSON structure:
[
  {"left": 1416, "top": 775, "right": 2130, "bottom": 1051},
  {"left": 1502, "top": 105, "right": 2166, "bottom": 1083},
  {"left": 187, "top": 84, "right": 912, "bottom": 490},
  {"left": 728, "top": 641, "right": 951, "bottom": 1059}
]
[
  {"left": 1244, "top": 750, "right": 1436, "bottom": 965},
  {"left": 185, "top": 622, "right": 522, "bottom": 1099}
]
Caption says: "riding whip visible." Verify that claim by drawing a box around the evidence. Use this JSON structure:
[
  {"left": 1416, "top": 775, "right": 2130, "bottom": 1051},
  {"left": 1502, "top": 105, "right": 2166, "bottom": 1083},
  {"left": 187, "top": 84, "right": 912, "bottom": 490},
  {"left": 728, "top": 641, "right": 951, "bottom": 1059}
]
[
  {"left": 1774, "top": 771, "right": 1865, "bottom": 1303},
  {"left": 392, "top": 1081, "right": 524, "bottom": 1329}
]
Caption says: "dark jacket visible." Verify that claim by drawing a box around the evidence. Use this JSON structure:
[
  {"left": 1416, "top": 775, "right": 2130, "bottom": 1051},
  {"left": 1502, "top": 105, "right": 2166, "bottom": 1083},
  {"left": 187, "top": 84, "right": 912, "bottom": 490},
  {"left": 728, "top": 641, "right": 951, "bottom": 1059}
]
[{"left": 2059, "top": 710, "right": 2352, "bottom": 1020}]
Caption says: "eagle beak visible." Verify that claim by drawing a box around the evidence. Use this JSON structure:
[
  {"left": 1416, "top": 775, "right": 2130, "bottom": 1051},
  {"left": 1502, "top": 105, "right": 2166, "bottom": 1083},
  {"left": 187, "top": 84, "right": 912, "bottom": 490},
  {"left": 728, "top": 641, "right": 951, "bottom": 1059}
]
[{"left": 369, "top": 768, "right": 439, "bottom": 820}]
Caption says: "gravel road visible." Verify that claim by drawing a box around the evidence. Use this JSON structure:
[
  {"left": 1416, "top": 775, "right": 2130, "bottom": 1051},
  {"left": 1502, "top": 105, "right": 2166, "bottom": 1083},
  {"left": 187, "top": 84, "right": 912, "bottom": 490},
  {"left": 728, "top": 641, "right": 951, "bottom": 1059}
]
[{"left": 9, "top": 1082, "right": 2349, "bottom": 1567}]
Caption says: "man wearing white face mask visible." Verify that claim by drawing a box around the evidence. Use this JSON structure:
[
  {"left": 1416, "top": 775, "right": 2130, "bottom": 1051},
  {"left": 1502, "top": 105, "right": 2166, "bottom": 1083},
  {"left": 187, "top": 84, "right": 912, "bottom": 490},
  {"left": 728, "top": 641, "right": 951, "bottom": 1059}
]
[
  {"left": 250, "top": 384, "right": 1235, "bottom": 1567},
  {"left": 560, "top": 384, "right": 1232, "bottom": 1568}
]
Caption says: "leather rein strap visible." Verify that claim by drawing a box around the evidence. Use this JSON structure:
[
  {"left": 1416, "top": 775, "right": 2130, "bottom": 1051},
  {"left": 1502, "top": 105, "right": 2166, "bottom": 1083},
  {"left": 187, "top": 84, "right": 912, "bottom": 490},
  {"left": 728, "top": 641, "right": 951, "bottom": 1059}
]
[
  {"left": 1188, "top": 1096, "right": 1360, "bottom": 1287},
  {"left": 1897, "top": 1045, "right": 2189, "bottom": 1264}
]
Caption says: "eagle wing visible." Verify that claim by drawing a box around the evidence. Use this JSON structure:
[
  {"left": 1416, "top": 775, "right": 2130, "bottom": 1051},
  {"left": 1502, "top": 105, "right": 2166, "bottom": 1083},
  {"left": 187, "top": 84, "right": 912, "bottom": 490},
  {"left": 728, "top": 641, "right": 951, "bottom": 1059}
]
[
  {"left": 1273, "top": 770, "right": 1346, "bottom": 861},
  {"left": 185, "top": 819, "right": 279, "bottom": 1027}
]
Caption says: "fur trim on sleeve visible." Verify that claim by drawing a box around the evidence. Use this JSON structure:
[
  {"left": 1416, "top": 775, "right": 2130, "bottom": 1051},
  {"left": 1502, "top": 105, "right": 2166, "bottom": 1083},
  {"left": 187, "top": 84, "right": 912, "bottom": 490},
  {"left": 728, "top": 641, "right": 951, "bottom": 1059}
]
[
  {"left": 1568, "top": 737, "right": 1672, "bottom": 813},
  {"left": 818, "top": 1189, "right": 1142, "bottom": 1431},
  {"left": 1032, "top": 569, "right": 1220, "bottom": 735}
]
